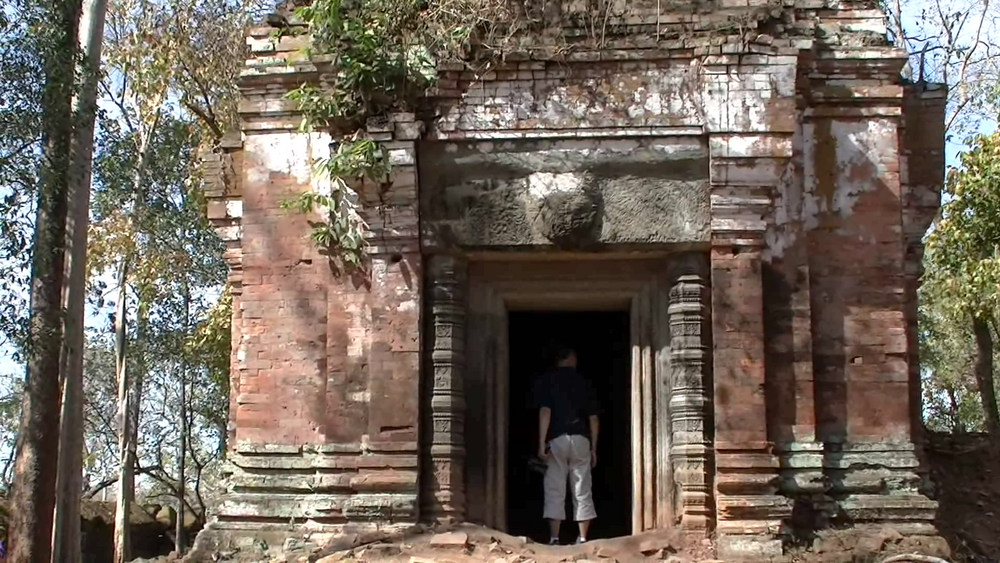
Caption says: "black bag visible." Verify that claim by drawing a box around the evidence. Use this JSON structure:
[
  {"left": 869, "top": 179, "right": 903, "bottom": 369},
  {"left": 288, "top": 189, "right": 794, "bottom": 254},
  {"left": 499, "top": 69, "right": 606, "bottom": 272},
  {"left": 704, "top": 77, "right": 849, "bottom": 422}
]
[{"left": 527, "top": 455, "right": 547, "bottom": 475}]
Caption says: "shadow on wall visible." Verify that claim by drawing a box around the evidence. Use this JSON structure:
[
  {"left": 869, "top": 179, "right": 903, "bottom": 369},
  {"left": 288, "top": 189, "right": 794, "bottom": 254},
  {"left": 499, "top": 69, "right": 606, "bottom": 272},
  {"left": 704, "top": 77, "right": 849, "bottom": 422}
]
[
  {"left": 761, "top": 116, "right": 914, "bottom": 537},
  {"left": 241, "top": 144, "right": 420, "bottom": 448}
]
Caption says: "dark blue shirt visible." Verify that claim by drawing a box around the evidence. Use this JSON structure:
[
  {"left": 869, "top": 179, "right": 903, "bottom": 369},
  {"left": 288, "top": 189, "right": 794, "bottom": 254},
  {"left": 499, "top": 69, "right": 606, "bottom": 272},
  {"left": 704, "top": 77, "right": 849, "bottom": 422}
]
[{"left": 532, "top": 366, "right": 599, "bottom": 442}]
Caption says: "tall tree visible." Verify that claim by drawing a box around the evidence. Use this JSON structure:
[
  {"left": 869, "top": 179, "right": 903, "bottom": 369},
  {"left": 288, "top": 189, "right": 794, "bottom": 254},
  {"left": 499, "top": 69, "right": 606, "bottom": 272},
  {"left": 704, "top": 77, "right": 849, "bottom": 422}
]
[
  {"left": 54, "top": 0, "right": 110, "bottom": 559},
  {"left": 918, "top": 301, "right": 988, "bottom": 432},
  {"left": 923, "top": 131, "right": 1000, "bottom": 435},
  {"left": 9, "top": 0, "right": 84, "bottom": 559},
  {"left": 91, "top": 0, "right": 254, "bottom": 552}
]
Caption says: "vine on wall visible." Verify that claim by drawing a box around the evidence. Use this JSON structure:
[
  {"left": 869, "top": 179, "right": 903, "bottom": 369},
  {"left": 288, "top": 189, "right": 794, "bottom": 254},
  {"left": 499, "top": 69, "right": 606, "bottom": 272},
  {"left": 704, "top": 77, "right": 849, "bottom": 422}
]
[{"left": 280, "top": 0, "right": 524, "bottom": 275}]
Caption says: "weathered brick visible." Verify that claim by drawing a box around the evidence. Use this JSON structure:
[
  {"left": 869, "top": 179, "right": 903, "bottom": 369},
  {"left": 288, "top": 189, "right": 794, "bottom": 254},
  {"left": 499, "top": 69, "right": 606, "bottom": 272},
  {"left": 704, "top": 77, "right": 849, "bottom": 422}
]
[{"left": 198, "top": 1, "right": 946, "bottom": 555}]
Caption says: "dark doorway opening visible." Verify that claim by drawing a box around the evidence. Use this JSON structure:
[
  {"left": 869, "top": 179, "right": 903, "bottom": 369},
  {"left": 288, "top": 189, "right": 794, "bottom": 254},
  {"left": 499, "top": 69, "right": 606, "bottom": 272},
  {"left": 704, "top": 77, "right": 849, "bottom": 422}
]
[{"left": 506, "top": 310, "right": 632, "bottom": 543}]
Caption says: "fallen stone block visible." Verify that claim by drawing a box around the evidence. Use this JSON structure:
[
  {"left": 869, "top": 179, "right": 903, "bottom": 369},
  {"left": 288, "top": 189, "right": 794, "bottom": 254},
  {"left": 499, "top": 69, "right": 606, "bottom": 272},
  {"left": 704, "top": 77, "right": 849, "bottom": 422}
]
[
  {"left": 489, "top": 541, "right": 513, "bottom": 555},
  {"left": 430, "top": 532, "right": 470, "bottom": 549}
]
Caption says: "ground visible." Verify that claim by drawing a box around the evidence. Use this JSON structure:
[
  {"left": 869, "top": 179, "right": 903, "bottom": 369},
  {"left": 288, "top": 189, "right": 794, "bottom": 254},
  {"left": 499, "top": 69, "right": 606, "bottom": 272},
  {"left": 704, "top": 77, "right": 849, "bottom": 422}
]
[
  {"left": 173, "top": 523, "right": 955, "bottom": 563},
  {"left": 924, "top": 433, "right": 1000, "bottom": 562}
]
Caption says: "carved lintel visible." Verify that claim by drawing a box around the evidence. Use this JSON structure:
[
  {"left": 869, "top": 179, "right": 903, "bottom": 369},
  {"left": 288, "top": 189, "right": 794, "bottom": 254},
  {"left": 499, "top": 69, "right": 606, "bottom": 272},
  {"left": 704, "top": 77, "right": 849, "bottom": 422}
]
[
  {"left": 668, "top": 273, "right": 713, "bottom": 530},
  {"left": 423, "top": 254, "right": 468, "bottom": 523}
]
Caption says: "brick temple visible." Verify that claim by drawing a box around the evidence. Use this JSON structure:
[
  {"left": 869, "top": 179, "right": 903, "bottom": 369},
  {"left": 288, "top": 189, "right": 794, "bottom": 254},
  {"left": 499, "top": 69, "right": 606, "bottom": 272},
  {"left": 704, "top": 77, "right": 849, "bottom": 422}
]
[{"left": 198, "top": 0, "right": 947, "bottom": 558}]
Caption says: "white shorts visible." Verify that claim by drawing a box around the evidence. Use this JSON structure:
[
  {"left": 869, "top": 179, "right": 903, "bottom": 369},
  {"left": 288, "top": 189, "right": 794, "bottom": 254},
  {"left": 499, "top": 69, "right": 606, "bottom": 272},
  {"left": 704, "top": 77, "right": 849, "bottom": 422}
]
[{"left": 543, "top": 434, "right": 597, "bottom": 522}]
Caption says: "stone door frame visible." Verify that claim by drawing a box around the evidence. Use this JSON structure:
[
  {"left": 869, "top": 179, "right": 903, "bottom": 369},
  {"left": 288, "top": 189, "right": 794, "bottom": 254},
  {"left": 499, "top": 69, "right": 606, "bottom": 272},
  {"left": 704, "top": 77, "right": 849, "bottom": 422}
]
[{"left": 422, "top": 253, "right": 713, "bottom": 535}]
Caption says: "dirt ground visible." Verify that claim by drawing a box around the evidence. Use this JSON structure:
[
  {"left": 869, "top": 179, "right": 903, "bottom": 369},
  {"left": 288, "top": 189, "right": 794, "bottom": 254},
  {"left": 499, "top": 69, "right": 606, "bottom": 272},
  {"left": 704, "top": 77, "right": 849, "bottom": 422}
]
[
  {"left": 176, "top": 523, "right": 953, "bottom": 563},
  {"left": 924, "top": 432, "right": 1000, "bottom": 563},
  {"left": 313, "top": 525, "right": 713, "bottom": 563}
]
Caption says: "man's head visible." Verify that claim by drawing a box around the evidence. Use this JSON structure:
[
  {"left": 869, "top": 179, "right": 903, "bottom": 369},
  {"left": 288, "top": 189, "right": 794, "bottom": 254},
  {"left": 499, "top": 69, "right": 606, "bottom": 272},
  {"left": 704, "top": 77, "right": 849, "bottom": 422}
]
[{"left": 555, "top": 346, "right": 577, "bottom": 368}]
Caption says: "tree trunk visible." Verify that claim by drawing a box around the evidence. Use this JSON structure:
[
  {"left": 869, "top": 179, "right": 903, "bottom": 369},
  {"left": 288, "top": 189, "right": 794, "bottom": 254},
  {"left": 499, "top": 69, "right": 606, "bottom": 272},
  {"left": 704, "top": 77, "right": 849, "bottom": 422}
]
[
  {"left": 9, "top": 0, "right": 83, "bottom": 559},
  {"left": 114, "top": 293, "right": 153, "bottom": 563},
  {"left": 53, "top": 0, "right": 108, "bottom": 560},
  {"left": 972, "top": 313, "right": 1000, "bottom": 435},
  {"left": 112, "top": 105, "right": 158, "bottom": 563},
  {"left": 946, "top": 387, "right": 964, "bottom": 433},
  {"left": 112, "top": 284, "right": 148, "bottom": 563},
  {"left": 176, "top": 362, "right": 187, "bottom": 553},
  {"left": 175, "top": 281, "right": 189, "bottom": 553},
  {"left": 175, "top": 386, "right": 187, "bottom": 552},
  {"left": 112, "top": 259, "right": 132, "bottom": 563}
]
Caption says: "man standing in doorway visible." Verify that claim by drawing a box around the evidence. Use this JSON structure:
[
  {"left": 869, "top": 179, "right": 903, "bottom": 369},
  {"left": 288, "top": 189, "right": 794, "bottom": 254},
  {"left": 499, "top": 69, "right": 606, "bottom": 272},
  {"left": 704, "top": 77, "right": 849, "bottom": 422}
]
[{"left": 533, "top": 346, "right": 600, "bottom": 545}]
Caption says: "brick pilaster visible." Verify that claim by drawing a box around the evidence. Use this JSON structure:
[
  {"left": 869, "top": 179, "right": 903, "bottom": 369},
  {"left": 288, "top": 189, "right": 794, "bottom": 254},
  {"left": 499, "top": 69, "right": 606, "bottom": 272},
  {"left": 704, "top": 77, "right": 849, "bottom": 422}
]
[
  {"left": 707, "top": 128, "right": 797, "bottom": 558},
  {"left": 801, "top": 50, "right": 938, "bottom": 535},
  {"left": 711, "top": 236, "right": 790, "bottom": 558}
]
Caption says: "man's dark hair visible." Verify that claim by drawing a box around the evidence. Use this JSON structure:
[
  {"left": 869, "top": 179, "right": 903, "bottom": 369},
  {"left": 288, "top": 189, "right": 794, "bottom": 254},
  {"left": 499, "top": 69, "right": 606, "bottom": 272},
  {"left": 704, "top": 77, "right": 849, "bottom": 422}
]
[{"left": 555, "top": 346, "right": 575, "bottom": 362}]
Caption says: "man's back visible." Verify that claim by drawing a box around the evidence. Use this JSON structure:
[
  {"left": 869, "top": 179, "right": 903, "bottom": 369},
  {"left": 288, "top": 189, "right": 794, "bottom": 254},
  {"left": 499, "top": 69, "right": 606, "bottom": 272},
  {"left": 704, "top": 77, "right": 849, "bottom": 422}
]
[{"left": 533, "top": 366, "right": 598, "bottom": 442}]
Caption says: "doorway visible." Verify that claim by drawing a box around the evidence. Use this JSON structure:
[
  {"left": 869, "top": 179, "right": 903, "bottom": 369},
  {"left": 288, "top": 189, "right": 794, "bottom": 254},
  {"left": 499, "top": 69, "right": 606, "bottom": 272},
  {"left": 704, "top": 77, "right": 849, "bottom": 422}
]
[{"left": 506, "top": 311, "right": 632, "bottom": 543}]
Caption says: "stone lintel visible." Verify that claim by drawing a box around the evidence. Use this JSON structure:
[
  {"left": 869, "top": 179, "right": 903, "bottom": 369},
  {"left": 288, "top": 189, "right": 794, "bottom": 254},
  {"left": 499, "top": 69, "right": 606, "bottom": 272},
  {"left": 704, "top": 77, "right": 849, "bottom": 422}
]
[{"left": 426, "top": 126, "right": 705, "bottom": 141}]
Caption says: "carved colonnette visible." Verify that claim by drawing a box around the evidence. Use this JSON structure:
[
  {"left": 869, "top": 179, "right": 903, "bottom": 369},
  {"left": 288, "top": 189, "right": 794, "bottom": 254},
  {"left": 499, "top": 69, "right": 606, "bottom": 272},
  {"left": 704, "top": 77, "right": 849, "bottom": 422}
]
[
  {"left": 667, "top": 267, "right": 713, "bottom": 531},
  {"left": 421, "top": 255, "right": 468, "bottom": 523}
]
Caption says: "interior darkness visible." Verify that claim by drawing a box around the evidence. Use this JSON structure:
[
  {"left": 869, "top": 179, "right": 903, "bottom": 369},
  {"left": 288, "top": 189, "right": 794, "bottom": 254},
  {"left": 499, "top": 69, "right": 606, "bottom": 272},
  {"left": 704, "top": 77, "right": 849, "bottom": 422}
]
[{"left": 507, "top": 311, "right": 632, "bottom": 543}]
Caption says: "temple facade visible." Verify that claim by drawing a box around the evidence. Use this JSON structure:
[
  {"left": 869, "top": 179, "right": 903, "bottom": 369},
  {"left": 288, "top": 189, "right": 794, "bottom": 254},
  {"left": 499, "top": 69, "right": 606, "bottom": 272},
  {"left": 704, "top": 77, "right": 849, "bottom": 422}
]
[{"left": 198, "top": 0, "right": 947, "bottom": 558}]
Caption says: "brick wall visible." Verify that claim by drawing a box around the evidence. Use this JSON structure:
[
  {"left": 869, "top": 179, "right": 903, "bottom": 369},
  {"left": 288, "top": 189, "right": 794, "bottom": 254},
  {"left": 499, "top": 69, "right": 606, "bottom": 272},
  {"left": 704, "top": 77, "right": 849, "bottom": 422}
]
[
  {"left": 194, "top": 0, "right": 946, "bottom": 556},
  {"left": 201, "top": 124, "right": 424, "bottom": 538}
]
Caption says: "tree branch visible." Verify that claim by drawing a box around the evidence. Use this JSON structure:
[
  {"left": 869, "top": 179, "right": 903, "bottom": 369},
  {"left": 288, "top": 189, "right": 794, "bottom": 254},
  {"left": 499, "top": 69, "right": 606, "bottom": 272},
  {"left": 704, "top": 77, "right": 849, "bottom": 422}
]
[
  {"left": 180, "top": 97, "right": 223, "bottom": 142},
  {"left": 138, "top": 465, "right": 202, "bottom": 520},
  {"left": 177, "top": 57, "right": 223, "bottom": 141},
  {"left": 0, "top": 137, "right": 42, "bottom": 169},
  {"left": 83, "top": 477, "right": 119, "bottom": 499}
]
